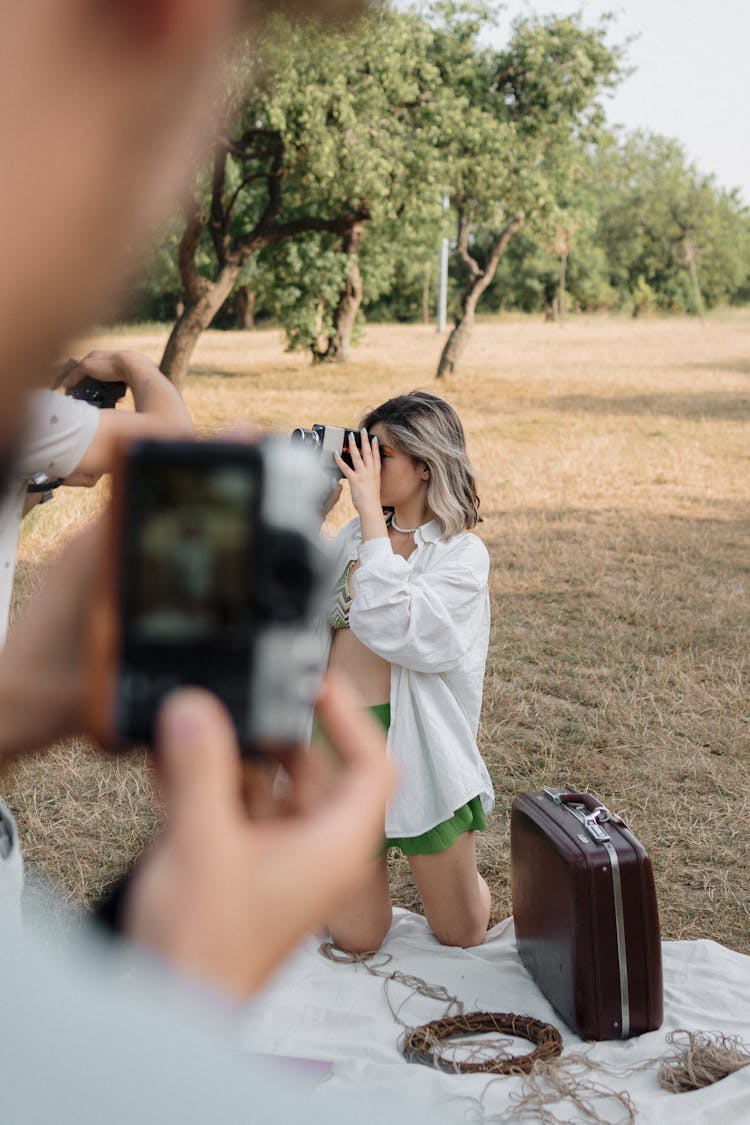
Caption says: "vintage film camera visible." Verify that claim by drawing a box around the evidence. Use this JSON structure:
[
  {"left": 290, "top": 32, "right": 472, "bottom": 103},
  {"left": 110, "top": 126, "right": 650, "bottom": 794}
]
[
  {"left": 88, "top": 437, "right": 331, "bottom": 756},
  {"left": 290, "top": 424, "right": 367, "bottom": 479}
]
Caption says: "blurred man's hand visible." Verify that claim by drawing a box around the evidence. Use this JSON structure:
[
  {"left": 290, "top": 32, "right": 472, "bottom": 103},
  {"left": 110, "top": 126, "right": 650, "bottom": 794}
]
[{"left": 121, "top": 679, "right": 396, "bottom": 999}]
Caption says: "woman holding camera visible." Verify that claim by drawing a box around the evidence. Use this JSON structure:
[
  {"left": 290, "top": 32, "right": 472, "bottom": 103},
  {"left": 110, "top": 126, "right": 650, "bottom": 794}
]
[{"left": 325, "top": 391, "right": 494, "bottom": 953}]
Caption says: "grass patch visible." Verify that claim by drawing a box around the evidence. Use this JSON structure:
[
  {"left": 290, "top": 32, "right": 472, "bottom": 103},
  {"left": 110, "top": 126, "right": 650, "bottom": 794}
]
[{"left": 5, "top": 314, "right": 749, "bottom": 950}]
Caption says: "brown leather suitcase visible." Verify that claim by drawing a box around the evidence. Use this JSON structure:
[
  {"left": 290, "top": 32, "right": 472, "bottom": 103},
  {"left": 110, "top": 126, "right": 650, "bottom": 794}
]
[{"left": 511, "top": 788, "right": 663, "bottom": 1040}]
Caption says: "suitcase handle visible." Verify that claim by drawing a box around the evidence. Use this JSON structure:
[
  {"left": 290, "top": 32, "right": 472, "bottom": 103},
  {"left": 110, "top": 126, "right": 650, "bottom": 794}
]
[
  {"left": 543, "top": 788, "right": 626, "bottom": 827},
  {"left": 551, "top": 790, "right": 604, "bottom": 811}
]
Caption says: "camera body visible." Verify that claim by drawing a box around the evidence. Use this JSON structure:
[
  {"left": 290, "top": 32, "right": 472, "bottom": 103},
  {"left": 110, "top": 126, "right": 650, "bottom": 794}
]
[
  {"left": 290, "top": 424, "right": 364, "bottom": 479},
  {"left": 66, "top": 375, "right": 127, "bottom": 410},
  {"left": 88, "top": 437, "right": 331, "bottom": 756}
]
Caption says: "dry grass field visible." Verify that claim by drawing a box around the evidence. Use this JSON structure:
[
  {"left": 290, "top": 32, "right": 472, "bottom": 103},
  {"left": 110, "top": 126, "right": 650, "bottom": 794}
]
[{"left": 5, "top": 313, "right": 749, "bottom": 952}]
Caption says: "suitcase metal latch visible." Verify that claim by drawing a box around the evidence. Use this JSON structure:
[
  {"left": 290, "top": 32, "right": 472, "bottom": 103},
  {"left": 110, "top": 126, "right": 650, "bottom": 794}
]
[
  {"left": 581, "top": 810, "right": 611, "bottom": 843},
  {"left": 542, "top": 789, "right": 614, "bottom": 842},
  {"left": 569, "top": 804, "right": 611, "bottom": 843}
]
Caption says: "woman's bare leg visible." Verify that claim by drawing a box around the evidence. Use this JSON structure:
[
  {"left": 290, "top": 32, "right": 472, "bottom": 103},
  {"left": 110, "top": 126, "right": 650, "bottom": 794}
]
[
  {"left": 326, "top": 853, "right": 392, "bottom": 954},
  {"left": 408, "top": 832, "right": 491, "bottom": 948}
]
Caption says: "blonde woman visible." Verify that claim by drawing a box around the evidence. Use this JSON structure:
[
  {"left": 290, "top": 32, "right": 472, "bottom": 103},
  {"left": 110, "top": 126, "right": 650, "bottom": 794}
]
[{"left": 325, "top": 391, "right": 494, "bottom": 953}]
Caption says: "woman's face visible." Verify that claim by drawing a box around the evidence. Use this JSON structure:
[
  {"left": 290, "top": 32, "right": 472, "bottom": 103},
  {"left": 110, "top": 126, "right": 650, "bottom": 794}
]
[{"left": 368, "top": 423, "right": 430, "bottom": 511}]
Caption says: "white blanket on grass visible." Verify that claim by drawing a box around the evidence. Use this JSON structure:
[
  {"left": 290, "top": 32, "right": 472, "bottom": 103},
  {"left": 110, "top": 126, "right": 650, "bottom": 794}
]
[{"left": 238, "top": 909, "right": 750, "bottom": 1124}]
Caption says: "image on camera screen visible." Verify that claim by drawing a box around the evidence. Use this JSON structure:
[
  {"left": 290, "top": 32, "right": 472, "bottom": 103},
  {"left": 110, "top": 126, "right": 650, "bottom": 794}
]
[{"left": 128, "top": 464, "right": 255, "bottom": 647}]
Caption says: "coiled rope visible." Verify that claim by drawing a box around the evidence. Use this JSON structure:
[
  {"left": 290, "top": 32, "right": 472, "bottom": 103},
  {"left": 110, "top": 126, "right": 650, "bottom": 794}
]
[
  {"left": 319, "top": 942, "right": 750, "bottom": 1124},
  {"left": 319, "top": 941, "right": 562, "bottom": 1075}
]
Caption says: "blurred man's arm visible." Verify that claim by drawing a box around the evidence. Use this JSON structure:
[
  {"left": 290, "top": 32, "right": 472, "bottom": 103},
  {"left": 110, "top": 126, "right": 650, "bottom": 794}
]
[
  {"left": 0, "top": 521, "right": 395, "bottom": 1000},
  {"left": 62, "top": 350, "right": 193, "bottom": 486}
]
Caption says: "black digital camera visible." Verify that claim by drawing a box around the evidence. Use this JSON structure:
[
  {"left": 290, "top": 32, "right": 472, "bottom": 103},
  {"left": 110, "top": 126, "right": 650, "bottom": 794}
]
[
  {"left": 290, "top": 424, "right": 366, "bottom": 480},
  {"left": 88, "top": 437, "right": 331, "bottom": 756},
  {"left": 66, "top": 375, "right": 127, "bottom": 410},
  {"left": 53, "top": 357, "right": 127, "bottom": 409}
]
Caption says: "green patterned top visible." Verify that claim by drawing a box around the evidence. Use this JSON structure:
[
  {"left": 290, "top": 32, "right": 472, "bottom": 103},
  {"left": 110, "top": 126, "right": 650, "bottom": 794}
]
[{"left": 328, "top": 557, "right": 356, "bottom": 630}]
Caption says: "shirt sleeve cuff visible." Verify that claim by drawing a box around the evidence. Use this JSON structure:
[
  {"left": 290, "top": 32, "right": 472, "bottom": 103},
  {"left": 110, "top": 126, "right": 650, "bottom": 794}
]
[{"left": 358, "top": 536, "right": 392, "bottom": 564}]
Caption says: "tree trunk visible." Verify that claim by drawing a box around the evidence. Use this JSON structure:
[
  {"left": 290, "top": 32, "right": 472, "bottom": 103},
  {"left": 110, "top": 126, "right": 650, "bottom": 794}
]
[
  {"left": 436, "top": 291, "right": 481, "bottom": 378},
  {"left": 160, "top": 267, "right": 241, "bottom": 385},
  {"left": 543, "top": 280, "right": 558, "bottom": 321},
  {"left": 422, "top": 261, "right": 432, "bottom": 324},
  {"left": 558, "top": 249, "right": 568, "bottom": 324},
  {"left": 317, "top": 220, "right": 365, "bottom": 364},
  {"left": 684, "top": 239, "right": 705, "bottom": 318},
  {"left": 436, "top": 210, "right": 524, "bottom": 379},
  {"left": 235, "top": 286, "right": 255, "bottom": 330}
]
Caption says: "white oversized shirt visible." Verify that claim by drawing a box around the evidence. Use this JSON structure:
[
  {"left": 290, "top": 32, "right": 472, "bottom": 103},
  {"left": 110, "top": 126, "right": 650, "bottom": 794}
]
[
  {"left": 328, "top": 517, "right": 495, "bottom": 838},
  {"left": 0, "top": 390, "right": 98, "bottom": 643}
]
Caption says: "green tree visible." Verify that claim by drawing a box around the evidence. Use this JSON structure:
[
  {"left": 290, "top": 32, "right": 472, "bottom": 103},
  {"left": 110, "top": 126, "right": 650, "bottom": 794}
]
[
  {"left": 269, "top": 196, "right": 448, "bottom": 359},
  {"left": 432, "top": 4, "right": 621, "bottom": 376},
  {"left": 159, "top": 6, "right": 443, "bottom": 381},
  {"left": 593, "top": 132, "right": 750, "bottom": 315},
  {"left": 266, "top": 7, "right": 448, "bottom": 361}
]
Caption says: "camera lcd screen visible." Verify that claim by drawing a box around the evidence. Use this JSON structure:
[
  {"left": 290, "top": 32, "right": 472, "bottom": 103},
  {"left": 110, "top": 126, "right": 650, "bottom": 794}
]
[
  {"left": 106, "top": 438, "right": 328, "bottom": 751},
  {"left": 124, "top": 457, "right": 258, "bottom": 649}
]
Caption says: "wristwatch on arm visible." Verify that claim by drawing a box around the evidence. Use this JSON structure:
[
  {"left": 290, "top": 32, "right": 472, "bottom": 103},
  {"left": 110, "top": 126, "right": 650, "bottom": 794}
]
[{"left": 26, "top": 472, "right": 65, "bottom": 504}]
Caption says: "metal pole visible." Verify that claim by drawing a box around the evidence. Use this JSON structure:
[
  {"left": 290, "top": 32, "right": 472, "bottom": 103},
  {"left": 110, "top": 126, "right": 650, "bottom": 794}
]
[{"left": 437, "top": 191, "right": 449, "bottom": 333}]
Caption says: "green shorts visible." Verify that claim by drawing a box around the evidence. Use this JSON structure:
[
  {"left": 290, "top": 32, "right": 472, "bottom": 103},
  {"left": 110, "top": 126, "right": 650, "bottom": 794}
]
[{"left": 369, "top": 703, "right": 487, "bottom": 857}]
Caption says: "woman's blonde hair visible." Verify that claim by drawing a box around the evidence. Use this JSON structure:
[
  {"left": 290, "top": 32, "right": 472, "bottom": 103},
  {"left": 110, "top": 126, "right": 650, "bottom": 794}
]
[{"left": 360, "top": 391, "right": 480, "bottom": 538}]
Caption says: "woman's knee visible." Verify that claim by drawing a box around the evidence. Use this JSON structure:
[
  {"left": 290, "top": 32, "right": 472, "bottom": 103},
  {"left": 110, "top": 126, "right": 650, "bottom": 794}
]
[
  {"left": 431, "top": 914, "right": 489, "bottom": 949},
  {"left": 328, "top": 913, "right": 392, "bottom": 956},
  {"left": 428, "top": 879, "right": 491, "bottom": 948}
]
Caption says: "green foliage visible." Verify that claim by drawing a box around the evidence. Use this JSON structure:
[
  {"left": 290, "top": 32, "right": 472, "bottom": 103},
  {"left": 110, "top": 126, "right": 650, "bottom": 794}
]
[
  {"left": 464, "top": 127, "right": 750, "bottom": 319},
  {"left": 257, "top": 234, "right": 351, "bottom": 352},
  {"left": 486, "top": 229, "right": 617, "bottom": 314},
  {"left": 629, "top": 275, "right": 659, "bottom": 318},
  {"left": 135, "top": 3, "right": 750, "bottom": 350},
  {"left": 435, "top": 6, "right": 621, "bottom": 220},
  {"left": 248, "top": 6, "right": 449, "bottom": 352},
  {"left": 591, "top": 131, "right": 750, "bottom": 314}
]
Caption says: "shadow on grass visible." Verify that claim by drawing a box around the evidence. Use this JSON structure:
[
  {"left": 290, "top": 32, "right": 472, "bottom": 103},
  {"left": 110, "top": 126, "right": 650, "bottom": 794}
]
[
  {"left": 689, "top": 359, "right": 750, "bottom": 377},
  {"left": 541, "top": 392, "right": 750, "bottom": 421},
  {"left": 481, "top": 500, "right": 750, "bottom": 534},
  {"left": 187, "top": 365, "right": 262, "bottom": 380}
]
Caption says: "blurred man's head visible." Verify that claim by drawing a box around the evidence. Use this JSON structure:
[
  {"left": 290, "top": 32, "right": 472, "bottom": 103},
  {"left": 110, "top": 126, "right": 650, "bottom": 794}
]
[
  {"left": 0, "top": 0, "right": 362, "bottom": 474},
  {"left": 0, "top": 1, "right": 236, "bottom": 462}
]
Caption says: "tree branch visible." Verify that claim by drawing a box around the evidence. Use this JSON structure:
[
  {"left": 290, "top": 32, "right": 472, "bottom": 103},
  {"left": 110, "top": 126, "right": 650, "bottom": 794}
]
[
  {"left": 227, "top": 126, "right": 283, "bottom": 156},
  {"left": 209, "top": 148, "right": 231, "bottom": 268},
  {"left": 231, "top": 207, "right": 371, "bottom": 268},
  {"left": 485, "top": 211, "right": 526, "bottom": 279},
  {"left": 455, "top": 209, "right": 483, "bottom": 283},
  {"left": 178, "top": 196, "right": 210, "bottom": 306}
]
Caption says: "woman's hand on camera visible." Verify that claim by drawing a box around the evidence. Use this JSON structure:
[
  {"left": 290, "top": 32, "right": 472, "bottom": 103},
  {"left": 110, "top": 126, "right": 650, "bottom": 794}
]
[
  {"left": 334, "top": 429, "right": 387, "bottom": 541},
  {"left": 122, "top": 675, "right": 396, "bottom": 1000}
]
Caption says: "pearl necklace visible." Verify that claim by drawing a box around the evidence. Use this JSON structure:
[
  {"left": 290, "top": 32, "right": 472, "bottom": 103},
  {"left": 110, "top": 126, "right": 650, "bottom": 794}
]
[{"left": 390, "top": 515, "right": 420, "bottom": 534}]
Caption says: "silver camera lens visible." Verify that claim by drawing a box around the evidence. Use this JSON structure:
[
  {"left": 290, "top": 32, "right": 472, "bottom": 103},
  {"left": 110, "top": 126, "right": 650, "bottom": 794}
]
[{"left": 290, "top": 427, "right": 322, "bottom": 447}]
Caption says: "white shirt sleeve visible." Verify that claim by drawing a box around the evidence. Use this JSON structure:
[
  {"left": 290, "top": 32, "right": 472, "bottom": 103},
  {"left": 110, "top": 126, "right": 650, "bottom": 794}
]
[
  {"left": 15, "top": 390, "right": 99, "bottom": 479},
  {"left": 349, "top": 534, "right": 489, "bottom": 673}
]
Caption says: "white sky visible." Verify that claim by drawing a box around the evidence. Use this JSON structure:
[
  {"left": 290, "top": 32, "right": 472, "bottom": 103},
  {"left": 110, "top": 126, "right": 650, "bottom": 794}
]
[{"left": 488, "top": 0, "right": 750, "bottom": 205}]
